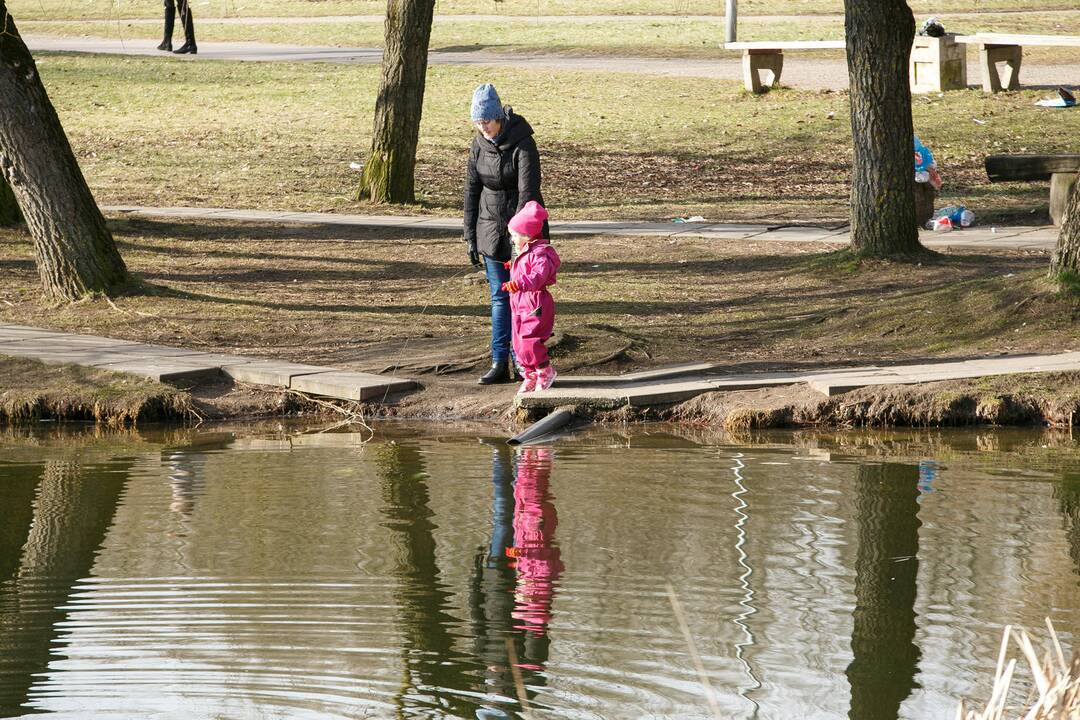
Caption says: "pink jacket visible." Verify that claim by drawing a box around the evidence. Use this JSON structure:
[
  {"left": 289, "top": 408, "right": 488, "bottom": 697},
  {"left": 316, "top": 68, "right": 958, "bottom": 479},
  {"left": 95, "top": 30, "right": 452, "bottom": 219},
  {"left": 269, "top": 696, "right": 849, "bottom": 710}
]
[{"left": 507, "top": 238, "right": 560, "bottom": 346}]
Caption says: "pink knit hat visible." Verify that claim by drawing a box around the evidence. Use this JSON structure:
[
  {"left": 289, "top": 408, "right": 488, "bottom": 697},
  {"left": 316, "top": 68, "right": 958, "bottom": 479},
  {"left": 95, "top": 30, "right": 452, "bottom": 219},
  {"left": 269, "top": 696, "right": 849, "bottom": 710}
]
[{"left": 508, "top": 201, "right": 549, "bottom": 239}]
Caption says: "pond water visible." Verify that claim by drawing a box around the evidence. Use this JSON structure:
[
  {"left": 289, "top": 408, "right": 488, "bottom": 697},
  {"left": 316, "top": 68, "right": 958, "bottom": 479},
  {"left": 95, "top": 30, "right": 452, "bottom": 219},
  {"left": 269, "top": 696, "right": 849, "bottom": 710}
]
[{"left": 2, "top": 423, "right": 1080, "bottom": 720}]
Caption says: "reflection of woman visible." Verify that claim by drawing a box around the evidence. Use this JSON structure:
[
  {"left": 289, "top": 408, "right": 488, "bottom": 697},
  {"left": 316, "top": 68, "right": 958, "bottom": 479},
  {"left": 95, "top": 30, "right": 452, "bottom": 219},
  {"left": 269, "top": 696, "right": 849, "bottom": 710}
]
[{"left": 464, "top": 83, "right": 548, "bottom": 386}]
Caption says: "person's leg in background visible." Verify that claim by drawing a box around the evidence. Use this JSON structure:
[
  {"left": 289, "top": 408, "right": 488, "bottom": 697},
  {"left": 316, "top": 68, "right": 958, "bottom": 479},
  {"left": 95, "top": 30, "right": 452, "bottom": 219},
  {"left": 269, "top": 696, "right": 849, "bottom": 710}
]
[{"left": 157, "top": 0, "right": 175, "bottom": 51}]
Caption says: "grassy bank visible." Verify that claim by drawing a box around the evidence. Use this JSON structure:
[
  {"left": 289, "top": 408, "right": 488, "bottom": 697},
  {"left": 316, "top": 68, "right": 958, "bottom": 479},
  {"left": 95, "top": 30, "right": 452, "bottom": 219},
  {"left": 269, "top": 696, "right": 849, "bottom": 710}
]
[
  {"left": 0, "top": 355, "right": 192, "bottom": 424},
  {"left": 7, "top": 0, "right": 1078, "bottom": 19},
  {"left": 29, "top": 54, "right": 1078, "bottom": 223},
  {"left": 20, "top": 12, "right": 1080, "bottom": 63}
]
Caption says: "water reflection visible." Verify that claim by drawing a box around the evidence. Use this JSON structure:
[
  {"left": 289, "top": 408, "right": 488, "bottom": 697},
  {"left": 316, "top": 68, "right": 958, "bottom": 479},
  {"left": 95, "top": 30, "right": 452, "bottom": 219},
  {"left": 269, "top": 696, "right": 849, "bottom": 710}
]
[
  {"left": 472, "top": 445, "right": 564, "bottom": 719},
  {"left": 0, "top": 458, "right": 128, "bottom": 718},
  {"left": 2, "top": 426, "right": 1080, "bottom": 719},
  {"left": 374, "top": 440, "right": 477, "bottom": 717},
  {"left": 846, "top": 463, "right": 921, "bottom": 720}
]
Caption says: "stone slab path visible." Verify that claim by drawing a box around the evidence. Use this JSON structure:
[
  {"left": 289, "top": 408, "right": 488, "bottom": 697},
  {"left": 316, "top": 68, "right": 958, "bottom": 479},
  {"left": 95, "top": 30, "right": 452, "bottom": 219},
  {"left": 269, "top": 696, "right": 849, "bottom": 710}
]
[
  {"left": 0, "top": 324, "right": 416, "bottom": 402},
  {"left": 104, "top": 204, "right": 1061, "bottom": 252},
  {"left": 24, "top": 36, "right": 1080, "bottom": 91},
  {"left": 521, "top": 352, "right": 1080, "bottom": 409}
]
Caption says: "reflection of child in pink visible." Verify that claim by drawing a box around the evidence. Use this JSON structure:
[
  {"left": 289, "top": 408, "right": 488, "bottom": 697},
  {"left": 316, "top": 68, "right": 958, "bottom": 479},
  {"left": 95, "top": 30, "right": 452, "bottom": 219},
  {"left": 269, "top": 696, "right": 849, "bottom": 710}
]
[{"left": 505, "top": 446, "right": 563, "bottom": 661}]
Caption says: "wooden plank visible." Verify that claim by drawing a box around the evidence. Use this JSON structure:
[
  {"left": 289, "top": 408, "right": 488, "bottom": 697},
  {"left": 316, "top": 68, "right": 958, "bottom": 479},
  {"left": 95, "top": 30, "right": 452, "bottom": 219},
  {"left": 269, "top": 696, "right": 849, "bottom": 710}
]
[
  {"left": 986, "top": 154, "right": 1080, "bottom": 182},
  {"left": 956, "top": 33, "right": 1080, "bottom": 47},
  {"left": 725, "top": 40, "right": 845, "bottom": 51}
]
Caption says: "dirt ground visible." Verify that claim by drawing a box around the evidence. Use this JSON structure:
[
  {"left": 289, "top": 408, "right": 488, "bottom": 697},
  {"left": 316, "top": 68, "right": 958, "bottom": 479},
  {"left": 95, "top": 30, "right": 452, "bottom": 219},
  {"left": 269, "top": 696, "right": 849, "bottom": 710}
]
[{"left": 2, "top": 217, "right": 1079, "bottom": 428}]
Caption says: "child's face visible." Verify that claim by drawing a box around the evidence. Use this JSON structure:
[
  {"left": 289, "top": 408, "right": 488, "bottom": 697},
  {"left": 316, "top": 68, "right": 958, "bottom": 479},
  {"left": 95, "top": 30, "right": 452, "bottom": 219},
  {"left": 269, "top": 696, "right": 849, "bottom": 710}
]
[{"left": 511, "top": 231, "right": 530, "bottom": 251}]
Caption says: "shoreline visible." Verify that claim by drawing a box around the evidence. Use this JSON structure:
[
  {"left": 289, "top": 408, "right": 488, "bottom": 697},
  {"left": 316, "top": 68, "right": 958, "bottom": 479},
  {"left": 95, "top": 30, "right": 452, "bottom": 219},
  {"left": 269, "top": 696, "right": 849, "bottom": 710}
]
[{"left": 6, "top": 355, "right": 1079, "bottom": 431}]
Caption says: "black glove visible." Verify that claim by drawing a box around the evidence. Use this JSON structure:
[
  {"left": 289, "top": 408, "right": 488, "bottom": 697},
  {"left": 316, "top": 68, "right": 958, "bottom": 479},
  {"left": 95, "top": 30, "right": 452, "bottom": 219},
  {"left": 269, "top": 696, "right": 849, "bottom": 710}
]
[{"left": 466, "top": 239, "right": 482, "bottom": 268}]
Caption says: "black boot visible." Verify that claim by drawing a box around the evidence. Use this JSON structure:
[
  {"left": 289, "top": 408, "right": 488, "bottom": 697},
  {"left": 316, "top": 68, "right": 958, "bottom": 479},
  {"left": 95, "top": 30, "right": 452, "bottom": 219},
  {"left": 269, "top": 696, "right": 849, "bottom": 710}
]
[
  {"left": 173, "top": 2, "right": 196, "bottom": 54},
  {"left": 477, "top": 359, "right": 516, "bottom": 385},
  {"left": 157, "top": 3, "right": 174, "bottom": 51}
]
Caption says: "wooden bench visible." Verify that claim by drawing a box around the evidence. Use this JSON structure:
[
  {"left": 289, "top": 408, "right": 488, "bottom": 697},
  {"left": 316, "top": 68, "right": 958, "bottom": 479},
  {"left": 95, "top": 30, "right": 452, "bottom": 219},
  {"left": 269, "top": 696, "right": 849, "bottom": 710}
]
[
  {"left": 956, "top": 33, "right": 1080, "bottom": 92},
  {"left": 724, "top": 40, "right": 845, "bottom": 93},
  {"left": 985, "top": 154, "right": 1080, "bottom": 225}
]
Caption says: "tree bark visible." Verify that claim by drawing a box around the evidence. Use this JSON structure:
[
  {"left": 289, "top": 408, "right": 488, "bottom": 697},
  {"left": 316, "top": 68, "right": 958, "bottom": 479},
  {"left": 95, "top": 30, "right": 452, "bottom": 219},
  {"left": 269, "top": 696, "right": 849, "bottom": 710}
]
[
  {"left": 844, "top": 0, "right": 924, "bottom": 257},
  {"left": 0, "top": 4, "right": 128, "bottom": 300},
  {"left": 1049, "top": 176, "right": 1080, "bottom": 277},
  {"left": 356, "top": 0, "right": 436, "bottom": 204},
  {"left": 0, "top": 174, "right": 20, "bottom": 226}
]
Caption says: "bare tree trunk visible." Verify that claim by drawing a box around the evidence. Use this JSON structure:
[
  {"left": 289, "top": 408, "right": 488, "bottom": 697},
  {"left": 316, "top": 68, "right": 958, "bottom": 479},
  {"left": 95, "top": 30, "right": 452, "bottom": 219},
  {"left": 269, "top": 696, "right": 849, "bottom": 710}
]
[
  {"left": 0, "top": 175, "right": 20, "bottom": 227},
  {"left": 1049, "top": 178, "right": 1080, "bottom": 278},
  {"left": 356, "top": 0, "right": 436, "bottom": 204},
  {"left": 844, "top": 0, "right": 924, "bottom": 257},
  {"left": 0, "top": 4, "right": 128, "bottom": 300}
]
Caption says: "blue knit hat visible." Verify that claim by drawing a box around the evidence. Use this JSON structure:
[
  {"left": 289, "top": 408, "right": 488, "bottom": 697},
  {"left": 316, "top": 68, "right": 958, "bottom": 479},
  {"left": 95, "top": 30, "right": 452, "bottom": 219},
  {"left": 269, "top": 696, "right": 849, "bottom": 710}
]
[{"left": 470, "top": 83, "right": 505, "bottom": 122}]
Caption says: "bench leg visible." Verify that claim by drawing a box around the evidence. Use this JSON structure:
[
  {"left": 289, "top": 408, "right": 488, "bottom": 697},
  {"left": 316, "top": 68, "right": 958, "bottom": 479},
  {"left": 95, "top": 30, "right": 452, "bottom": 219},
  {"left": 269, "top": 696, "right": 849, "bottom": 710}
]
[
  {"left": 979, "top": 44, "right": 1022, "bottom": 92},
  {"left": 743, "top": 50, "right": 784, "bottom": 94},
  {"left": 1051, "top": 172, "right": 1078, "bottom": 226}
]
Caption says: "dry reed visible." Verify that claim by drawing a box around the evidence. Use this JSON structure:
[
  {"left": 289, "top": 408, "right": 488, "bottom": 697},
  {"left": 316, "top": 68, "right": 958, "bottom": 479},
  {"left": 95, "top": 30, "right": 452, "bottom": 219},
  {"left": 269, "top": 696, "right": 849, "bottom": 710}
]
[{"left": 957, "top": 619, "right": 1080, "bottom": 720}]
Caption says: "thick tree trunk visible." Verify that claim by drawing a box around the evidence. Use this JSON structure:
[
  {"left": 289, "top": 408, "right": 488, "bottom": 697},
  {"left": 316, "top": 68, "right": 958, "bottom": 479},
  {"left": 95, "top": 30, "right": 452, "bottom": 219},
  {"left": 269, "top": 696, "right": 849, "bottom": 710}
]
[
  {"left": 356, "top": 0, "right": 436, "bottom": 204},
  {"left": 844, "top": 0, "right": 924, "bottom": 257},
  {"left": 0, "top": 5, "right": 127, "bottom": 300},
  {"left": 1049, "top": 177, "right": 1080, "bottom": 277},
  {"left": 0, "top": 174, "right": 20, "bottom": 226},
  {"left": 846, "top": 463, "right": 921, "bottom": 720}
]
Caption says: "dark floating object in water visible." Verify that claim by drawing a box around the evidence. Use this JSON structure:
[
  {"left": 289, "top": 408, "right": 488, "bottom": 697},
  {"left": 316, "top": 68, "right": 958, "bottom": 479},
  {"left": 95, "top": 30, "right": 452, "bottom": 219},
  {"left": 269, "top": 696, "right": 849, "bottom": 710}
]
[{"left": 508, "top": 407, "right": 576, "bottom": 445}]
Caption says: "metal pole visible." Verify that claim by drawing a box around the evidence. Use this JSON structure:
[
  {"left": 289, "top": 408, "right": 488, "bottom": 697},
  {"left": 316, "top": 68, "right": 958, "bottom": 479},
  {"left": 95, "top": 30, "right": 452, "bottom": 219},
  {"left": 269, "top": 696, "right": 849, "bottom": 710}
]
[{"left": 725, "top": 0, "right": 737, "bottom": 43}]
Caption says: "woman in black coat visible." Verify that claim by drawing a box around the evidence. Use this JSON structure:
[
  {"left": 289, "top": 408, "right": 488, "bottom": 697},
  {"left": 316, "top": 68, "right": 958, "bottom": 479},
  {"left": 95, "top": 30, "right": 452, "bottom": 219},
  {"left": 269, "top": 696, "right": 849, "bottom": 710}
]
[{"left": 464, "top": 83, "right": 548, "bottom": 385}]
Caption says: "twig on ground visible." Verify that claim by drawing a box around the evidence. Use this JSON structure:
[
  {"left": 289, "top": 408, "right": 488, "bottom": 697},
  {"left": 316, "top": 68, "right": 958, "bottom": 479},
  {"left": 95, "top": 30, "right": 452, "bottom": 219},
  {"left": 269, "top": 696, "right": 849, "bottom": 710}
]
[{"left": 563, "top": 342, "right": 633, "bottom": 371}]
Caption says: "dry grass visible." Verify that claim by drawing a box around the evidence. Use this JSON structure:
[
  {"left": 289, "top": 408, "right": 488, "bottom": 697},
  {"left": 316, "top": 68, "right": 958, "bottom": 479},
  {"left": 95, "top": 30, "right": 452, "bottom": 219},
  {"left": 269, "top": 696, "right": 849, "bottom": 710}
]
[
  {"left": 0, "top": 355, "right": 193, "bottom": 425},
  {"left": 958, "top": 620, "right": 1080, "bottom": 720},
  {"left": 21, "top": 54, "right": 1076, "bottom": 224},
  {"left": 2, "top": 219, "right": 1079, "bottom": 378}
]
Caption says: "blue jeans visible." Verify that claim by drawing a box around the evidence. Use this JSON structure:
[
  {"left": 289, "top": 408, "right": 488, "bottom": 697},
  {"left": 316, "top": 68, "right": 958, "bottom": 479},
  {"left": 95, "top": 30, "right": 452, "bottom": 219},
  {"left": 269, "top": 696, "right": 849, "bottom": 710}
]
[{"left": 484, "top": 256, "right": 512, "bottom": 363}]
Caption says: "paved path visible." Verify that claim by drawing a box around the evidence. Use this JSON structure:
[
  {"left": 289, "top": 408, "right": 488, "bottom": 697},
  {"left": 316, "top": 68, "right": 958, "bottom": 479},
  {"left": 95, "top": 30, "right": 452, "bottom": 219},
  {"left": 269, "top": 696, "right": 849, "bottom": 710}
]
[
  {"left": 521, "top": 352, "right": 1080, "bottom": 409},
  {"left": 25, "top": 36, "right": 1080, "bottom": 90},
  {"left": 0, "top": 324, "right": 416, "bottom": 402},
  {"left": 24, "top": 8, "right": 1080, "bottom": 24},
  {"left": 104, "top": 204, "right": 1061, "bottom": 252}
]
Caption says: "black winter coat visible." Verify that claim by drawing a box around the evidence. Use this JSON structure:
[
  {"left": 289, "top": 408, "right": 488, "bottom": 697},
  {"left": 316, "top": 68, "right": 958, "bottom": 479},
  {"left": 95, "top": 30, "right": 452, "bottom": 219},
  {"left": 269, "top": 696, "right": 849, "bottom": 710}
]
[{"left": 463, "top": 110, "right": 546, "bottom": 263}]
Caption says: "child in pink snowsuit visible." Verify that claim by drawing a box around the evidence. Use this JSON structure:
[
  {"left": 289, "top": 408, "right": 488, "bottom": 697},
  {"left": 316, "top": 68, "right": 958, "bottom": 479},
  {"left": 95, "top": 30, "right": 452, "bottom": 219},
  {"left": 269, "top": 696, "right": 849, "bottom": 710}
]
[{"left": 502, "top": 201, "right": 560, "bottom": 394}]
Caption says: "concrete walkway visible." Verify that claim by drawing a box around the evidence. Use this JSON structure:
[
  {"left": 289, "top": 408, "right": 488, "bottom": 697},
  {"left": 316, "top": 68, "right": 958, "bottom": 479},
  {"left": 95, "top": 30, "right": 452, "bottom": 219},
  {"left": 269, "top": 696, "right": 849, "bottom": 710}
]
[
  {"left": 25, "top": 35, "right": 1080, "bottom": 91},
  {"left": 104, "top": 204, "right": 1061, "bottom": 252},
  {"left": 522, "top": 352, "right": 1080, "bottom": 409},
  {"left": 0, "top": 324, "right": 416, "bottom": 402}
]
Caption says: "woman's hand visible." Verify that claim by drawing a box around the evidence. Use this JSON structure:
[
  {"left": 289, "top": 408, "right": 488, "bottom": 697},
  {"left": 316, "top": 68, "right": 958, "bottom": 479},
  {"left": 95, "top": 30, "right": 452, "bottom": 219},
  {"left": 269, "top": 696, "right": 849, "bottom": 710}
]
[{"left": 465, "top": 239, "right": 482, "bottom": 268}]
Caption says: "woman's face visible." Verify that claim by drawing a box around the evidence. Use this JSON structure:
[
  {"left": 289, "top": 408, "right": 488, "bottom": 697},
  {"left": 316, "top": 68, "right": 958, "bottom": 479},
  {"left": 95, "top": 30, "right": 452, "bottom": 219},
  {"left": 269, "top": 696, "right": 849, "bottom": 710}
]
[{"left": 475, "top": 118, "right": 502, "bottom": 140}]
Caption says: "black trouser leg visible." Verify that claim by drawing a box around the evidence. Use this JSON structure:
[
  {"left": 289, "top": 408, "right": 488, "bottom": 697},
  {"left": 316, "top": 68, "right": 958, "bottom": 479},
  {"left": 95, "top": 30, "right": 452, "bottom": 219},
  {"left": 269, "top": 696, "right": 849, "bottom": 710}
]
[
  {"left": 179, "top": 0, "right": 196, "bottom": 47},
  {"left": 159, "top": 0, "right": 175, "bottom": 49}
]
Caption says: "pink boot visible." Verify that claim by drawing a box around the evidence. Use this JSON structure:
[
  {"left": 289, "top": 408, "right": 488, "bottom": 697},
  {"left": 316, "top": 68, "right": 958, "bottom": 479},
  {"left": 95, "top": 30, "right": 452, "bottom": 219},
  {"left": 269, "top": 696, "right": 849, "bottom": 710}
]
[
  {"left": 535, "top": 365, "right": 557, "bottom": 391},
  {"left": 518, "top": 370, "right": 537, "bottom": 395}
]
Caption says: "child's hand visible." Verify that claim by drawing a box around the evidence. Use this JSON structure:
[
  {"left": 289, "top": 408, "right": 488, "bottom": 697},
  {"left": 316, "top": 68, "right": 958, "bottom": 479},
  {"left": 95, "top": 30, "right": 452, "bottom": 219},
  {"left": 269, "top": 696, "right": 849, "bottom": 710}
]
[{"left": 501, "top": 280, "right": 520, "bottom": 293}]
